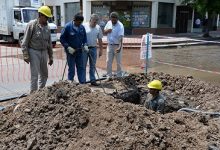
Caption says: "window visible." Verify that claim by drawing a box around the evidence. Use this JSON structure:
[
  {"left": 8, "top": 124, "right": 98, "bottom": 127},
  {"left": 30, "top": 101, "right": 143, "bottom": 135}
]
[
  {"left": 56, "top": 6, "right": 61, "bottom": 26},
  {"left": 14, "top": 11, "right": 22, "bottom": 22},
  {"left": 92, "top": 2, "right": 110, "bottom": 30},
  {"left": 22, "top": 9, "right": 38, "bottom": 23},
  {"left": 132, "top": 2, "right": 151, "bottom": 28},
  {"left": 158, "top": 3, "right": 174, "bottom": 28}
]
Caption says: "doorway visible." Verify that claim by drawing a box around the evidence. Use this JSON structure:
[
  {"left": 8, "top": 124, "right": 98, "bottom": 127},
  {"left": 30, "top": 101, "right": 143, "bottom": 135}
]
[{"left": 176, "top": 6, "right": 192, "bottom": 33}]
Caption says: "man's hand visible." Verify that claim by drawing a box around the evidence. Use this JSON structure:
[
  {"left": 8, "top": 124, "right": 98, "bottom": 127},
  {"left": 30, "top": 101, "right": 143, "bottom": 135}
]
[
  {"left": 24, "top": 58, "right": 30, "bottom": 64},
  {"left": 48, "top": 58, "right": 53, "bottom": 66},
  {"left": 115, "top": 47, "right": 121, "bottom": 53},
  {"left": 67, "top": 47, "right": 76, "bottom": 54},
  {"left": 106, "top": 29, "right": 112, "bottom": 34},
  {"left": 23, "top": 53, "right": 30, "bottom": 64},
  {"left": 104, "top": 27, "right": 112, "bottom": 34},
  {"left": 83, "top": 45, "right": 89, "bottom": 53},
  {"left": 99, "top": 49, "right": 103, "bottom": 57}
]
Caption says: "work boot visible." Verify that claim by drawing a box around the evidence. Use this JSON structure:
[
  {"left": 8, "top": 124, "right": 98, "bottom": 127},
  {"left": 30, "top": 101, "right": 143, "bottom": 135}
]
[{"left": 91, "top": 81, "right": 99, "bottom": 86}]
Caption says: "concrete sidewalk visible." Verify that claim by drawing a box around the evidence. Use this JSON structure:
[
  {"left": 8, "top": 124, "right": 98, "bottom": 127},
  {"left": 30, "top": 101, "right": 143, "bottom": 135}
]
[
  {"left": 165, "top": 30, "right": 220, "bottom": 39},
  {"left": 57, "top": 30, "right": 220, "bottom": 48},
  {"left": 56, "top": 30, "right": 220, "bottom": 40}
]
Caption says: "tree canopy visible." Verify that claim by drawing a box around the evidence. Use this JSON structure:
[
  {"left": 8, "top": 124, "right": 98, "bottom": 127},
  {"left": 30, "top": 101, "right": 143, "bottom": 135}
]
[{"left": 182, "top": 0, "right": 220, "bottom": 15}]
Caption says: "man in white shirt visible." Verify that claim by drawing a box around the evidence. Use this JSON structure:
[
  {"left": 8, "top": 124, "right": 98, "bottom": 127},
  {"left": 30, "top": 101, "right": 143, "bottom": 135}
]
[
  {"left": 83, "top": 14, "right": 103, "bottom": 86},
  {"left": 104, "top": 12, "right": 124, "bottom": 79}
]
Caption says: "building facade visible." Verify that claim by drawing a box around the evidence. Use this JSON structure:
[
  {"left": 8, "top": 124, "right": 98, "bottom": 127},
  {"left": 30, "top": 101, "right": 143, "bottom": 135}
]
[
  {"left": 45, "top": 0, "right": 81, "bottom": 28},
  {"left": 44, "top": 0, "right": 219, "bottom": 35},
  {"left": 83, "top": 0, "right": 181, "bottom": 35}
]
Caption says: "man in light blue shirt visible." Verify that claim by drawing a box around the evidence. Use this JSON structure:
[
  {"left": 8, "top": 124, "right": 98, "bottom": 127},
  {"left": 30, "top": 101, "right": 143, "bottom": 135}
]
[
  {"left": 104, "top": 12, "right": 124, "bottom": 79},
  {"left": 83, "top": 14, "right": 103, "bottom": 86}
]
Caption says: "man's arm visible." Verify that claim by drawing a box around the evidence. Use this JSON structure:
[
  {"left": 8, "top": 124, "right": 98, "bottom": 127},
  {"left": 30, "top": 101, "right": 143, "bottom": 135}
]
[
  {"left": 103, "top": 21, "right": 112, "bottom": 34},
  {"left": 98, "top": 38, "right": 103, "bottom": 57},
  {"left": 21, "top": 22, "right": 32, "bottom": 63},
  {"left": 144, "top": 100, "right": 148, "bottom": 108},
  {"left": 82, "top": 26, "right": 87, "bottom": 45},
  {"left": 60, "top": 25, "right": 69, "bottom": 49},
  {"left": 104, "top": 29, "right": 112, "bottom": 34},
  {"left": 116, "top": 23, "right": 124, "bottom": 53},
  {"left": 98, "top": 26, "right": 103, "bottom": 57},
  {"left": 156, "top": 99, "right": 165, "bottom": 114},
  {"left": 47, "top": 29, "right": 53, "bottom": 65},
  {"left": 47, "top": 29, "right": 53, "bottom": 59},
  {"left": 116, "top": 35, "right": 123, "bottom": 53}
]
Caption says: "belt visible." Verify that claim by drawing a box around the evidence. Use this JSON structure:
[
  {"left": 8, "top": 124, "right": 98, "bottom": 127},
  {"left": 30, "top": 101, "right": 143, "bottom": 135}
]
[
  {"left": 88, "top": 46, "right": 96, "bottom": 49},
  {"left": 109, "top": 44, "right": 119, "bottom": 45}
]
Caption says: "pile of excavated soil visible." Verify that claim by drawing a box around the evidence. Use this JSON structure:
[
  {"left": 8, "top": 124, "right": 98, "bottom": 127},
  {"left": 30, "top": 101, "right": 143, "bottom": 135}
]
[{"left": 0, "top": 73, "right": 220, "bottom": 150}]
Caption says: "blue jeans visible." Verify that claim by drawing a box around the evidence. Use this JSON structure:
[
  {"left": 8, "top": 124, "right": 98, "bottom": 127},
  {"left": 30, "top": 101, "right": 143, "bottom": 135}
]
[
  {"left": 83, "top": 47, "right": 97, "bottom": 82},
  {"left": 66, "top": 50, "right": 86, "bottom": 84}
]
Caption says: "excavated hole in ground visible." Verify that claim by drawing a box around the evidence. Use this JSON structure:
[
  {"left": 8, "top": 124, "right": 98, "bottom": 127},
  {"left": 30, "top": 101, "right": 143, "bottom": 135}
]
[
  {"left": 108, "top": 73, "right": 210, "bottom": 114},
  {"left": 111, "top": 88, "right": 184, "bottom": 114}
]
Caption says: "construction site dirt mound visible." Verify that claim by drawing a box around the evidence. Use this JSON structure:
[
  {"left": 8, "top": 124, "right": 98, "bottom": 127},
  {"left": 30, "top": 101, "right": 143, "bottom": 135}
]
[
  {"left": 113, "top": 72, "right": 220, "bottom": 112},
  {"left": 0, "top": 72, "right": 220, "bottom": 149}
]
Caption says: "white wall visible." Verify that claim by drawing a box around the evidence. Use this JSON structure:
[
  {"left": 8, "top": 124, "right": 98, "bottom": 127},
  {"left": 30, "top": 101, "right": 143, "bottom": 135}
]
[
  {"left": 45, "top": 0, "right": 80, "bottom": 26},
  {"left": 83, "top": 0, "right": 91, "bottom": 22},
  {"left": 151, "top": 1, "right": 159, "bottom": 28}
]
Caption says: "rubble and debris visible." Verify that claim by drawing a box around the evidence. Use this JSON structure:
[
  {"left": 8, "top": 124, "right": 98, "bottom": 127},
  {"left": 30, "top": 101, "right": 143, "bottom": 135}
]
[{"left": 0, "top": 73, "right": 220, "bottom": 149}]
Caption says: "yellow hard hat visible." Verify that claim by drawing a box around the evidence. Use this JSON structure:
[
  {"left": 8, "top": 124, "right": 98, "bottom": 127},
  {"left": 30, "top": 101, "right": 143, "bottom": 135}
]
[
  {"left": 38, "top": 6, "right": 53, "bottom": 18},
  {"left": 147, "top": 80, "right": 162, "bottom": 90}
]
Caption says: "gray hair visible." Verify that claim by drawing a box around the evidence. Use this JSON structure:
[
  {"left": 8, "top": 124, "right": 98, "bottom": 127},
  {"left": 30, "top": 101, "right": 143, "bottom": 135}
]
[{"left": 90, "top": 14, "right": 99, "bottom": 22}]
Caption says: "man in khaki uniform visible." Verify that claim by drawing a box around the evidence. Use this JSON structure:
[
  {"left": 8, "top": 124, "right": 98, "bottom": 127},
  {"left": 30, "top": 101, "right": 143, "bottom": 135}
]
[{"left": 21, "top": 6, "right": 53, "bottom": 93}]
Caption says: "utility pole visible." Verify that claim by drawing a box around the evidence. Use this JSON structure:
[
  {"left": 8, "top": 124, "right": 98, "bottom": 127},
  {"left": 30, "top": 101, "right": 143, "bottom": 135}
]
[{"left": 80, "top": 0, "right": 83, "bottom": 12}]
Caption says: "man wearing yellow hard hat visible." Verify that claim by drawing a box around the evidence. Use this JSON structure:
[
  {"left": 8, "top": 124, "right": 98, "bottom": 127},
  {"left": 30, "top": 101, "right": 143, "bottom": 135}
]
[
  {"left": 144, "top": 80, "right": 165, "bottom": 114},
  {"left": 21, "top": 6, "right": 53, "bottom": 93}
]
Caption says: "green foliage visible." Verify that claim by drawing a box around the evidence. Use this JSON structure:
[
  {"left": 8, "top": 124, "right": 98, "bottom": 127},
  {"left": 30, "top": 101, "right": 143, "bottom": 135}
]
[{"left": 182, "top": 0, "right": 220, "bottom": 15}]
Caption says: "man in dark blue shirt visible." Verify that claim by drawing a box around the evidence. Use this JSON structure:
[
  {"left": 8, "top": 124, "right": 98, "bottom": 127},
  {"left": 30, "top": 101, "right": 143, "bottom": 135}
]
[{"left": 60, "top": 13, "right": 87, "bottom": 83}]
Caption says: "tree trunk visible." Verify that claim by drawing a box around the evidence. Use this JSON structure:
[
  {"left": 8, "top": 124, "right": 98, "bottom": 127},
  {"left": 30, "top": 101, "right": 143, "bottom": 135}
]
[
  {"left": 203, "top": 12, "right": 215, "bottom": 38},
  {"left": 80, "top": 0, "right": 83, "bottom": 12}
]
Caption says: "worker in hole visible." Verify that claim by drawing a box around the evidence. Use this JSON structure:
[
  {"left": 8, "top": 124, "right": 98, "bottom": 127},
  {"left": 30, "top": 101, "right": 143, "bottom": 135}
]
[{"left": 144, "top": 80, "right": 166, "bottom": 114}]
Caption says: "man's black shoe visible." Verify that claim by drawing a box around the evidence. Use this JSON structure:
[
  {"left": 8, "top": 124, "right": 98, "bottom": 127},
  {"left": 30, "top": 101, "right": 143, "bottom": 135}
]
[{"left": 91, "top": 81, "right": 99, "bottom": 86}]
